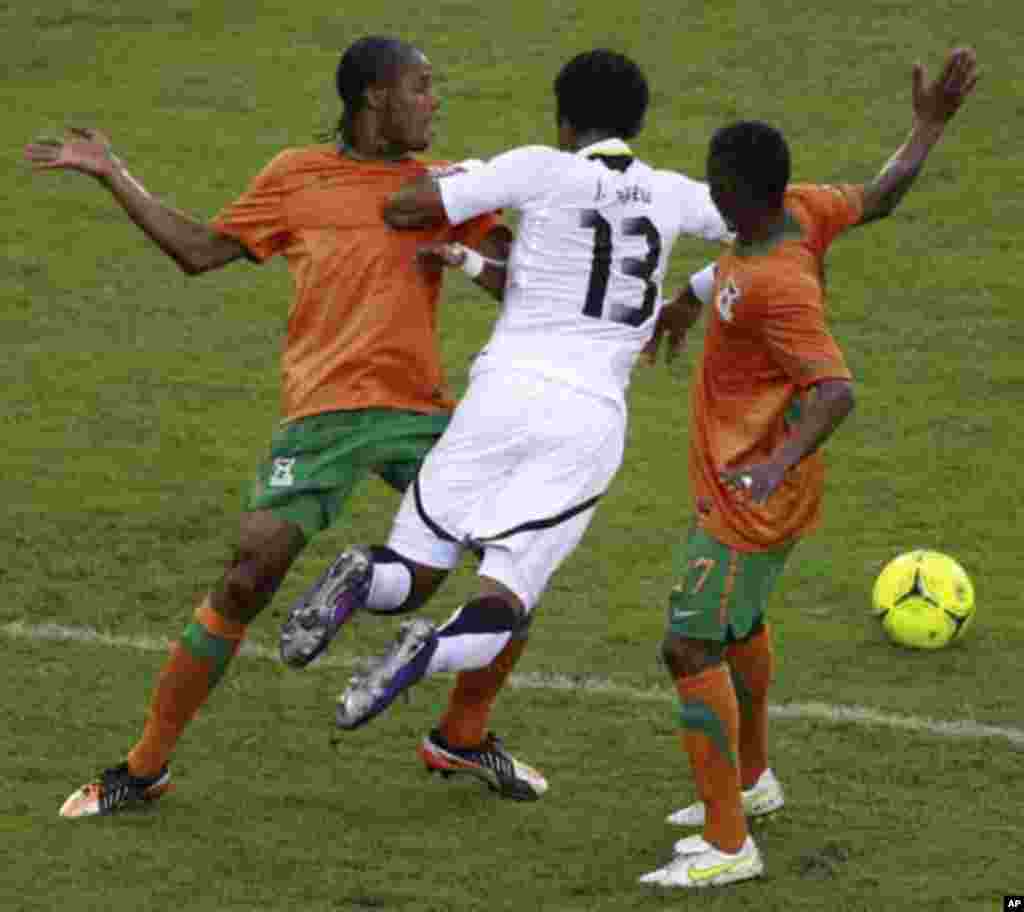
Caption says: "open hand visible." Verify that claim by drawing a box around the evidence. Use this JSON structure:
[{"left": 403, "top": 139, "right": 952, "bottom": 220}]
[
  {"left": 24, "top": 126, "right": 116, "bottom": 179},
  {"left": 912, "top": 47, "right": 978, "bottom": 127}
]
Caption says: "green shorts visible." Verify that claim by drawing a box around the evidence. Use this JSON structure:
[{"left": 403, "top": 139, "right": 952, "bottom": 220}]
[
  {"left": 667, "top": 527, "right": 794, "bottom": 642},
  {"left": 246, "top": 408, "right": 450, "bottom": 541}
]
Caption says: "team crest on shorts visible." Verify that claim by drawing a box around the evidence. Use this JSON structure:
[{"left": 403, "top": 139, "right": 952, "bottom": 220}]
[{"left": 269, "top": 457, "right": 297, "bottom": 488}]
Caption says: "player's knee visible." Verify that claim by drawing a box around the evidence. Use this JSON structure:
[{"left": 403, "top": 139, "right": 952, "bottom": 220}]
[
  {"left": 366, "top": 546, "right": 447, "bottom": 614},
  {"left": 476, "top": 575, "right": 529, "bottom": 628},
  {"left": 215, "top": 549, "right": 282, "bottom": 623},
  {"left": 372, "top": 546, "right": 447, "bottom": 612},
  {"left": 215, "top": 517, "right": 305, "bottom": 624},
  {"left": 661, "top": 633, "right": 722, "bottom": 678},
  {"left": 464, "top": 592, "right": 530, "bottom": 634}
]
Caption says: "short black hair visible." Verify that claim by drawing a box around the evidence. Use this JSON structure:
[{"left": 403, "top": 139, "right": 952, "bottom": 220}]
[
  {"left": 554, "top": 50, "right": 649, "bottom": 140},
  {"left": 333, "top": 36, "right": 420, "bottom": 141},
  {"left": 708, "top": 121, "right": 791, "bottom": 203}
]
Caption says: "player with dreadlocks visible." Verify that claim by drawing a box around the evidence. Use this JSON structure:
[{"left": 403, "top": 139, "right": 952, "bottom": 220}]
[{"left": 25, "top": 35, "right": 508, "bottom": 818}]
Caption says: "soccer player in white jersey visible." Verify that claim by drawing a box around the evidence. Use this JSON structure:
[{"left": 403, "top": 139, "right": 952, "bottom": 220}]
[{"left": 278, "top": 50, "right": 729, "bottom": 800}]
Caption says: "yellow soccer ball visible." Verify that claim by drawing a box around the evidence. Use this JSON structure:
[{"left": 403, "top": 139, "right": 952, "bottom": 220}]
[{"left": 871, "top": 550, "right": 975, "bottom": 649}]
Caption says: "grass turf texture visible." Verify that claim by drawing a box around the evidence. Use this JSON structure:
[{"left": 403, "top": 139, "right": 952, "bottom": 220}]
[{"left": 4, "top": 0, "right": 1023, "bottom": 909}]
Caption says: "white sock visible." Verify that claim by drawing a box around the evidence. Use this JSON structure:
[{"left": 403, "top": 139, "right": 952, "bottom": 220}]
[
  {"left": 365, "top": 561, "right": 412, "bottom": 612},
  {"left": 424, "top": 604, "right": 512, "bottom": 674},
  {"left": 425, "top": 630, "right": 511, "bottom": 674}
]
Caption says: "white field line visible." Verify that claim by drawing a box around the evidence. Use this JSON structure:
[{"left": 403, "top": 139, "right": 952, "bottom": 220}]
[{"left": 5, "top": 620, "right": 1023, "bottom": 749}]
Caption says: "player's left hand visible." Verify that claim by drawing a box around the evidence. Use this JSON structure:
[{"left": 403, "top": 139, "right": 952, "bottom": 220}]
[
  {"left": 642, "top": 293, "right": 702, "bottom": 366},
  {"left": 416, "top": 242, "right": 466, "bottom": 271},
  {"left": 719, "top": 461, "right": 787, "bottom": 505},
  {"left": 24, "top": 126, "right": 116, "bottom": 179},
  {"left": 912, "top": 46, "right": 978, "bottom": 127}
]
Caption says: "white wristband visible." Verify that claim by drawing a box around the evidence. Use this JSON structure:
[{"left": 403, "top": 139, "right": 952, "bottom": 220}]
[{"left": 458, "top": 246, "right": 485, "bottom": 279}]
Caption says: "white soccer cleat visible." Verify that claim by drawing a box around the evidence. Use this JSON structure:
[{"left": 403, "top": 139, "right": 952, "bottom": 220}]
[
  {"left": 665, "top": 768, "right": 784, "bottom": 826},
  {"left": 639, "top": 836, "right": 763, "bottom": 888}
]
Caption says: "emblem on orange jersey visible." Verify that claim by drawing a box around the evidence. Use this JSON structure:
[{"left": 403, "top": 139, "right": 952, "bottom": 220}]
[{"left": 715, "top": 278, "right": 740, "bottom": 322}]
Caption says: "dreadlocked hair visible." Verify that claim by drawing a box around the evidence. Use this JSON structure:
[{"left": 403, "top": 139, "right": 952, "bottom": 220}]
[{"left": 321, "top": 35, "right": 419, "bottom": 143}]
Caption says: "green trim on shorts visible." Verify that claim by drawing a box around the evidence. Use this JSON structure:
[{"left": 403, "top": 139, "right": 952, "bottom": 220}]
[
  {"left": 667, "top": 527, "right": 794, "bottom": 642},
  {"left": 245, "top": 408, "right": 449, "bottom": 541}
]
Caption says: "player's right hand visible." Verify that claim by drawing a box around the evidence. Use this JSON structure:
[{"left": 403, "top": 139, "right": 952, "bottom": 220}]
[
  {"left": 24, "top": 127, "right": 116, "bottom": 178},
  {"left": 415, "top": 242, "right": 467, "bottom": 271}
]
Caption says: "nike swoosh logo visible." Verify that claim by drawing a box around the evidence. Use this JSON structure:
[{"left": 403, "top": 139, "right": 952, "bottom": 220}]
[
  {"left": 688, "top": 859, "right": 749, "bottom": 882},
  {"left": 673, "top": 610, "right": 700, "bottom": 618}
]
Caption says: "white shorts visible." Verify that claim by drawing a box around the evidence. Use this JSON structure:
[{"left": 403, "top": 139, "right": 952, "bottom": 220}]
[{"left": 388, "top": 369, "right": 626, "bottom": 612}]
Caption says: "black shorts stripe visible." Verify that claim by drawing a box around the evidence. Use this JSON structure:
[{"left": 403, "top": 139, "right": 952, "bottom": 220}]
[
  {"left": 475, "top": 493, "right": 603, "bottom": 543},
  {"left": 413, "top": 476, "right": 460, "bottom": 543},
  {"left": 413, "top": 476, "right": 602, "bottom": 547}
]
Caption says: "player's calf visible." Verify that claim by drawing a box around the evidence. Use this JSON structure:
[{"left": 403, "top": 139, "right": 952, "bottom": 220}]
[{"left": 216, "top": 512, "right": 306, "bottom": 625}]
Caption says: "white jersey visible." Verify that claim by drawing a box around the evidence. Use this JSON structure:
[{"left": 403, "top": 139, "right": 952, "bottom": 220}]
[{"left": 439, "top": 141, "right": 729, "bottom": 405}]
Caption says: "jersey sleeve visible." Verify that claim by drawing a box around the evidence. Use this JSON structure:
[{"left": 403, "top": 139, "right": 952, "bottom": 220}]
[
  {"left": 210, "top": 150, "right": 295, "bottom": 262},
  {"left": 749, "top": 275, "right": 852, "bottom": 387},
  {"left": 800, "top": 183, "right": 864, "bottom": 253},
  {"left": 688, "top": 262, "right": 717, "bottom": 306},
  {"left": 676, "top": 175, "right": 731, "bottom": 242},
  {"left": 438, "top": 146, "right": 556, "bottom": 225}
]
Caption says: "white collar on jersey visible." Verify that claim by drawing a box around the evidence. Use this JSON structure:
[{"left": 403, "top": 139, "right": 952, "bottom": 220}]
[{"left": 576, "top": 138, "right": 633, "bottom": 158}]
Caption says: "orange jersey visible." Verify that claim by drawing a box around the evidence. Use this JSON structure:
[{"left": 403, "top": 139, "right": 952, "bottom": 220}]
[
  {"left": 211, "top": 146, "right": 500, "bottom": 421},
  {"left": 690, "top": 183, "right": 863, "bottom": 551}
]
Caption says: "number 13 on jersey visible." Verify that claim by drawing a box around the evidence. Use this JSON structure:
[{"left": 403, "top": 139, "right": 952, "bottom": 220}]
[{"left": 579, "top": 210, "right": 662, "bottom": 327}]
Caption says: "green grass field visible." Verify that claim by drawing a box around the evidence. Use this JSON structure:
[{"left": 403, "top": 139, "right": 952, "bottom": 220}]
[{"left": 4, "top": 1, "right": 1023, "bottom": 909}]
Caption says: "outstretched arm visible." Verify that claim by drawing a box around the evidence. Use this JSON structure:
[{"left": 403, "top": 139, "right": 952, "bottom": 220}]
[
  {"left": 24, "top": 127, "right": 246, "bottom": 275},
  {"left": 858, "top": 47, "right": 978, "bottom": 225}
]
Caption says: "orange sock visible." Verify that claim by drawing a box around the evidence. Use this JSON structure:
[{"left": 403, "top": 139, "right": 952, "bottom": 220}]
[
  {"left": 725, "top": 624, "right": 774, "bottom": 789},
  {"left": 127, "top": 598, "right": 246, "bottom": 778},
  {"left": 438, "top": 636, "right": 527, "bottom": 748},
  {"left": 675, "top": 662, "right": 746, "bottom": 853}
]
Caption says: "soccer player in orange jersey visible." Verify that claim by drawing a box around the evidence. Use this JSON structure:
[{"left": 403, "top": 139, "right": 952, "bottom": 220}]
[
  {"left": 639, "top": 48, "right": 978, "bottom": 888},
  {"left": 25, "top": 36, "right": 508, "bottom": 818}
]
